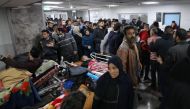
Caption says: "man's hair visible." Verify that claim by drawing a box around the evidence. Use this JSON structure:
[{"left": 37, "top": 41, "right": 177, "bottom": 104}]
[
  {"left": 164, "top": 26, "right": 173, "bottom": 35},
  {"left": 84, "top": 29, "right": 90, "bottom": 34},
  {"left": 143, "top": 23, "right": 149, "bottom": 28},
  {"left": 176, "top": 28, "right": 187, "bottom": 40},
  {"left": 150, "top": 27, "right": 158, "bottom": 35},
  {"left": 153, "top": 21, "right": 159, "bottom": 28},
  {"left": 41, "top": 29, "right": 49, "bottom": 34},
  {"left": 30, "top": 47, "right": 41, "bottom": 58},
  {"left": 61, "top": 91, "right": 86, "bottom": 109},
  {"left": 58, "top": 28, "right": 65, "bottom": 33},
  {"left": 113, "top": 22, "right": 121, "bottom": 31},
  {"left": 93, "top": 23, "right": 97, "bottom": 26},
  {"left": 123, "top": 25, "right": 135, "bottom": 35},
  {"left": 53, "top": 24, "right": 58, "bottom": 28}
]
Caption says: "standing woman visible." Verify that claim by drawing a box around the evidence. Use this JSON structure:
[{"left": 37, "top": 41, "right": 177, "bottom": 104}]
[{"left": 92, "top": 56, "right": 134, "bottom": 109}]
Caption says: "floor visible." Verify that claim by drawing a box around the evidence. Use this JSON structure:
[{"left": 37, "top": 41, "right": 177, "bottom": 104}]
[{"left": 136, "top": 83, "right": 160, "bottom": 109}]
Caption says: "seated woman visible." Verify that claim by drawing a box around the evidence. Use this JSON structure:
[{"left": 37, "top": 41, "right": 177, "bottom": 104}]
[
  {"left": 92, "top": 56, "right": 134, "bottom": 109},
  {"left": 0, "top": 47, "right": 43, "bottom": 77}
]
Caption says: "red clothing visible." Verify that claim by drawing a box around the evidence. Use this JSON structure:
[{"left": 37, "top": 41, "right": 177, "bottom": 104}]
[{"left": 139, "top": 30, "right": 149, "bottom": 51}]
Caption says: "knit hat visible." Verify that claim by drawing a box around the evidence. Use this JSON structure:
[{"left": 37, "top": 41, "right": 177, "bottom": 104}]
[{"left": 108, "top": 56, "right": 124, "bottom": 74}]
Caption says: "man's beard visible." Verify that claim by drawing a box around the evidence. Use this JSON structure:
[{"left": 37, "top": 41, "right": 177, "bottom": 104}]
[{"left": 126, "top": 36, "right": 136, "bottom": 44}]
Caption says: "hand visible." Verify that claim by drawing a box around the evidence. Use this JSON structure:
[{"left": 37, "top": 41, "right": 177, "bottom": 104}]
[
  {"left": 47, "top": 42, "right": 54, "bottom": 47},
  {"left": 156, "top": 56, "right": 163, "bottom": 64},
  {"left": 87, "top": 46, "right": 91, "bottom": 49},
  {"left": 25, "top": 71, "right": 33, "bottom": 77},
  {"left": 73, "top": 51, "right": 78, "bottom": 55}
]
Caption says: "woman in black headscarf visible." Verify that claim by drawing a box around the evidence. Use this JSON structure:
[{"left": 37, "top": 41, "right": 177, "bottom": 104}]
[{"left": 92, "top": 56, "right": 134, "bottom": 109}]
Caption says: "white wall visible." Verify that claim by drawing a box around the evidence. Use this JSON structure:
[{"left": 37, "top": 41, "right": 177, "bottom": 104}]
[
  {"left": 89, "top": 4, "right": 190, "bottom": 30},
  {"left": 0, "top": 8, "right": 15, "bottom": 56}
]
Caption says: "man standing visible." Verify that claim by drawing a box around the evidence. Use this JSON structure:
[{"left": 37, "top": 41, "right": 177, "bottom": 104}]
[
  {"left": 93, "top": 20, "right": 107, "bottom": 53},
  {"left": 40, "top": 30, "right": 58, "bottom": 61},
  {"left": 57, "top": 28, "right": 78, "bottom": 62},
  {"left": 117, "top": 26, "right": 141, "bottom": 86}
]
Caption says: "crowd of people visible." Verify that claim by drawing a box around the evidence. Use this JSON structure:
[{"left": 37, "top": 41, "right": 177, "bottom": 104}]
[
  {"left": 36, "top": 17, "right": 190, "bottom": 109},
  {"left": 1, "top": 16, "right": 190, "bottom": 109}
]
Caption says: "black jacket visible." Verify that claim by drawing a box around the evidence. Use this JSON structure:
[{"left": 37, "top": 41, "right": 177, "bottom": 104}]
[
  {"left": 92, "top": 72, "right": 134, "bottom": 109},
  {"left": 151, "top": 34, "right": 175, "bottom": 61},
  {"left": 169, "top": 57, "right": 190, "bottom": 109},
  {"left": 108, "top": 31, "right": 124, "bottom": 55},
  {"left": 40, "top": 37, "right": 58, "bottom": 60},
  {"left": 93, "top": 28, "right": 107, "bottom": 43}
]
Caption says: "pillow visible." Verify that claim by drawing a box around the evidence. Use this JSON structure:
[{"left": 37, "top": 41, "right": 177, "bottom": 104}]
[{"left": 35, "top": 60, "right": 58, "bottom": 77}]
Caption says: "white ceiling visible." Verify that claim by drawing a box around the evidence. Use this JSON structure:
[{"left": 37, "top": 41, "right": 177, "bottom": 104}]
[
  {"left": 42, "top": 0, "right": 190, "bottom": 10},
  {"left": 0, "top": 0, "right": 190, "bottom": 9}
]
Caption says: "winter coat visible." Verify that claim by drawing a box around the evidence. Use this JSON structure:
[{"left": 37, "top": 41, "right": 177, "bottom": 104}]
[
  {"left": 92, "top": 56, "right": 134, "bottom": 109},
  {"left": 108, "top": 31, "right": 124, "bottom": 55},
  {"left": 168, "top": 56, "right": 190, "bottom": 109},
  {"left": 82, "top": 34, "right": 94, "bottom": 57},
  {"left": 93, "top": 28, "right": 107, "bottom": 52},
  {"left": 57, "top": 33, "right": 78, "bottom": 59},
  {"left": 92, "top": 73, "right": 134, "bottom": 109},
  {"left": 40, "top": 37, "right": 58, "bottom": 61}
]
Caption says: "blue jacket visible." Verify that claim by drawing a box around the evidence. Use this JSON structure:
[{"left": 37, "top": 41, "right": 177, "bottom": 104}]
[{"left": 82, "top": 34, "right": 94, "bottom": 50}]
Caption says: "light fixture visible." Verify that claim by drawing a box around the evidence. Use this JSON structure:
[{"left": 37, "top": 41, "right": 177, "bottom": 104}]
[
  {"left": 43, "top": 5, "right": 64, "bottom": 10},
  {"left": 88, "top": 8, "right": 101, "bottom": 10},
  {"left": 43, "top": 1, "right": 63, "bottom": 5},
  {"left": 106, "top": 4, "right": 119, "bottom": 8},
  {"left": 72, "top": 10, "right": 76, "bottom": 13},
  {"left": 141, "top": 1, "right": 159, "bottom": 5},
  {"left": 70, "top": 5, "right": 73, "bottom": 9}
]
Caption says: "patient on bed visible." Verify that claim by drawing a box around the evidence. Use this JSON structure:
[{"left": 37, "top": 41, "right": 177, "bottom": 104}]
[{"left": 0, "top": 47, "right": 43, "bottom": 77}]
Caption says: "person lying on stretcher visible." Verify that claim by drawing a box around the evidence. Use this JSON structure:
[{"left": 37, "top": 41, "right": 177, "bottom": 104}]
[{"left": 0, "top": 47, "right": 43, "bottom": 78}]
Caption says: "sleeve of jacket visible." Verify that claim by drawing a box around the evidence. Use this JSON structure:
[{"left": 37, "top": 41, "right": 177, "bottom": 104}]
[
  {"left": 100, "top": 32, "right": 109, "bottom": 53},
  {"left": 70, "top": 34, "right": 78, "bottom": 51},
  {"left": 117, "top": 47, "right": 128, "bottom": 72},
  {"left": 93, "top": 29, "right": 100, "bottom": 43},
  {"left": 82, "top": 37, "right": 88, "bottom": 48}
]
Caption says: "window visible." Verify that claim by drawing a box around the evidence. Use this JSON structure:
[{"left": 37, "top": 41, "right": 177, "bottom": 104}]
[{"left": 163, "top": 13, "right": 181, "bottom": 26}]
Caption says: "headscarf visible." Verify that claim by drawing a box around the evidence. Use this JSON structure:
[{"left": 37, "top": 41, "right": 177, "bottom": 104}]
[{"left": 108, "top": 55, "right": 124, "bottom": 74}]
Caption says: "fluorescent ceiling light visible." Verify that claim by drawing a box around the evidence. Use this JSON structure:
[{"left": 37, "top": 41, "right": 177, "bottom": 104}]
[
  {"left": 72, "top": 10, "right": 76, "bottom": 13},
  {"left": 141, "top": 1, "right": 159, "bottom": 5},
  {"left": 43, "top": 1, "right": 63, "bottom": 5},
  {"left": 43, "top": 5, "right": 64, "bottom": 10},
  {"left": 106, "top": 4, "right": 119, "bottom": 7},
  {"left": 88, "top": 8, "right": 101, "bottom": 10}
]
